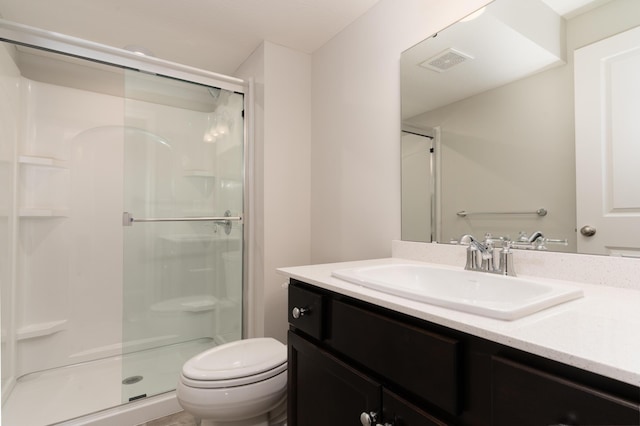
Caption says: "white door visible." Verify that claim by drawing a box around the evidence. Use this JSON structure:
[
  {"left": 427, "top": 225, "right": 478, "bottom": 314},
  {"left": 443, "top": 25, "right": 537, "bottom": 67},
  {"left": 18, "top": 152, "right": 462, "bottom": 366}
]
[{"left": 575, "top": 26, "right": 640, "bottom": 256}]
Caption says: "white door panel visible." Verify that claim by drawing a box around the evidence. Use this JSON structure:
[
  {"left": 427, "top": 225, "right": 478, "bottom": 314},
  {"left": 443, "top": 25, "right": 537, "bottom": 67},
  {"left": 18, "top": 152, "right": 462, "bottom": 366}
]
[{"left": 575, "top": 25, "right": 640, "bottom": 256}]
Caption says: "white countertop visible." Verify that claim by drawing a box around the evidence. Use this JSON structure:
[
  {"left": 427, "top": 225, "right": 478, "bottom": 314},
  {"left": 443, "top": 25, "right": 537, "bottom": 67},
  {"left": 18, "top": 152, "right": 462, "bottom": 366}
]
[{"left": 278, "top": 257, "right": 640, "bottom": 387}]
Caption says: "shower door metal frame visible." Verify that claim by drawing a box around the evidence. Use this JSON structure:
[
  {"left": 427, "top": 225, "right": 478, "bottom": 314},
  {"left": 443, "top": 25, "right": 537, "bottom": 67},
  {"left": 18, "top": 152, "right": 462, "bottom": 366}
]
[
  {"left": 0, "top": 16, "right": 253, "bottom": 349},
  {"left": 0, "top": 19, "right": 244, "bottom": 93},
  {"left": 400, "top": 125, "right": 442, "bottom": 243}
]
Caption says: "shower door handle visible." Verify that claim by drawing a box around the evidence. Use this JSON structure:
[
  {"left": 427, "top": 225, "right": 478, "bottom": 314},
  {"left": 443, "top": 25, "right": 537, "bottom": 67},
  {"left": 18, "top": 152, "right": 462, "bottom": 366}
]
[{"left": 122, "top": 210, "right": 242, "bottom": 234}]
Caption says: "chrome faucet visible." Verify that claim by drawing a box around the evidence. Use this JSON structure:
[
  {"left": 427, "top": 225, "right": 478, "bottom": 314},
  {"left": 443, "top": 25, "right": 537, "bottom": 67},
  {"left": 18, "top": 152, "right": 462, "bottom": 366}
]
[
  {"left": 459, "top": 234, "right": 516, "bottom": 277},
  {"left": 460, "top": 234, "right": 489, "bottom": 270},
  {"left": 459, "top": 231, "right": 569, "bottom": 276}
]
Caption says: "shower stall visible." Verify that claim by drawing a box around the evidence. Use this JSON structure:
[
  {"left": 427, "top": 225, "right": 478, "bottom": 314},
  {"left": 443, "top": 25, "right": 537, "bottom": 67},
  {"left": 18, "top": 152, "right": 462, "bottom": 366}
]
[{"left": 0, "top": 21, "right": 248, "bottom": 425}]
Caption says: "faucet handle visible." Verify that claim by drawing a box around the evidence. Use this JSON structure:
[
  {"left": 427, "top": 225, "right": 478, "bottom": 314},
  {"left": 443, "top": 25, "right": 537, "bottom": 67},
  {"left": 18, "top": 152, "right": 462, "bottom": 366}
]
[
  {"left": 498, "top": 244, "right": 516, "bottom": 276},
  {"left": 533, "top": 237, "right": 568, "bottom": 250},
  {"left": 518, "top": 231, "right": 546, "bottom": 243},
  {"left": 483, "top": 232, "right": 511, "bottom": 246},
  {"left": 516, "top": 231, "right": 568, "bottom": 250},
  {"left": 459, "top": 234, "right": 475, "bottom": 245}
]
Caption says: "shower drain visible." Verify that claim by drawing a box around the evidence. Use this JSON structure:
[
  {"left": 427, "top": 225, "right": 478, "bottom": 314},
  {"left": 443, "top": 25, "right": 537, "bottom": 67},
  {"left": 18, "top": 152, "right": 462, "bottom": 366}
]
[{"left": 122, "top": 375, "right": 143, "bottom": 385}]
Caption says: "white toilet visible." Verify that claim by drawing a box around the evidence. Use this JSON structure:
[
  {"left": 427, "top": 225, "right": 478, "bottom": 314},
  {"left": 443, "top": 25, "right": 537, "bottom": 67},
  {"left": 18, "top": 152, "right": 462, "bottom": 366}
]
[{"left": 177, "top": 337, "right": 287, "bottom": 426}]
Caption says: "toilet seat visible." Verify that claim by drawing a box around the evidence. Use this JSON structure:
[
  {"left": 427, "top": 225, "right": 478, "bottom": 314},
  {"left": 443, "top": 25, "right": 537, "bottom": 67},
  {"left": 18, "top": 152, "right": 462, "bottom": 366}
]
[
  {"left": 180, "top": 363, "right": 286, "bottom": 389},
  {"left": 181, "top": 338, "right": 287, "bottom": 389}
]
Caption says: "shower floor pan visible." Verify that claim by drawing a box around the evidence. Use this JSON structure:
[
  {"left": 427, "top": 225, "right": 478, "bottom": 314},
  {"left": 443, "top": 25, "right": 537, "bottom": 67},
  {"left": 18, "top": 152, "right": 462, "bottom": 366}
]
[{"left": 2, "top": 338, "right": 214, "bottom": 426}]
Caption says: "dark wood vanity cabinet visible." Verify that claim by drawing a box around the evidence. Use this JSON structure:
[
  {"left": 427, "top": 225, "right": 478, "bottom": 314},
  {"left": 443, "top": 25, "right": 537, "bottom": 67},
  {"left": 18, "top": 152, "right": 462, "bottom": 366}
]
[
  {"left": 287, "top": 279, "right": 640, "bottom": 426},
  {"left": 289, "top": 331, "right": 445, "bottom": 426},
  {"left": 492, "top": 356, "right": 640, "bottom": 426},
  {"left": 288, "top": 331, "right": 381, "bottom": 425}
]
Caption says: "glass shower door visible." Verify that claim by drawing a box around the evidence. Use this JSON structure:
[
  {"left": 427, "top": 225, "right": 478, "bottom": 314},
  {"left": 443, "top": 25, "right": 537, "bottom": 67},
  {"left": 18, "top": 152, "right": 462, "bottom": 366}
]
[{"left": 121, "top": 71, "right": 244, "bottom": 402}]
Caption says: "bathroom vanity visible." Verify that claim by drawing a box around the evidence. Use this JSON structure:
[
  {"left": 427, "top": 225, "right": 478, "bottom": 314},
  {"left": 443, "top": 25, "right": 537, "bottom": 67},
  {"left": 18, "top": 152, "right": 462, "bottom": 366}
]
[{"left": 280, "top": 259, "right": 640, "bottom": 426}]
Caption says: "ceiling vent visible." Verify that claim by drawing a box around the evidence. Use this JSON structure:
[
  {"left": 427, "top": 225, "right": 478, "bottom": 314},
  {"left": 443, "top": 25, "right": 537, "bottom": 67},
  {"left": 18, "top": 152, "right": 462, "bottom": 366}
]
[{"left": 420, "top": 48, "right": 473, "bottom": 73}]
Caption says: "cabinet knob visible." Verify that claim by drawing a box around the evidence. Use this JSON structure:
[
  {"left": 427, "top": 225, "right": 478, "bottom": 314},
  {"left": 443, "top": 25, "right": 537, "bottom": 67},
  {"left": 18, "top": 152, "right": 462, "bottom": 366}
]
[
  {"left": 291, "top": 306, "right": 309, "bottom": 319},
  {"left": 360, "top": 411, "right": 378, "bottom": 426}
]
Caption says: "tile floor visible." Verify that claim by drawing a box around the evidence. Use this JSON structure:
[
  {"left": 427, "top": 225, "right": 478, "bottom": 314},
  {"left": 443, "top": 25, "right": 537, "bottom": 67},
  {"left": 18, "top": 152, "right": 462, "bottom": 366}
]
[
  {"left": 142, "top": 410, "right": 289, "bottom": 426},
  {"left": 137, "top": 411, "right": 198, "bottom": 426}
]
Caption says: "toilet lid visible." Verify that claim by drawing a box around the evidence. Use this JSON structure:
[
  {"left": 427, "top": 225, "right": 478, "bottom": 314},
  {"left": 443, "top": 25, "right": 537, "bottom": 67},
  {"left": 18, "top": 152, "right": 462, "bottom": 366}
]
[{"left": 182, "top": 338, "right": 287, "bottom": 382}]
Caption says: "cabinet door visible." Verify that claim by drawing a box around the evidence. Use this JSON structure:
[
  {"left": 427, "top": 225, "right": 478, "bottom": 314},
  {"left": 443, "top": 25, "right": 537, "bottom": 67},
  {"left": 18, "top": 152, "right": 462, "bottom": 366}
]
[
  {"left": 329, "top": 299, "right": 460, "bottom": 414},
  {"left": 383, "top": 388, "right": 449, "bottom": 426},
  {"left": 288, "top": 331, "right": 382, "bottom": 426},
  {"left": 493, "top": 356, "right": 640, "bottom": 426}
]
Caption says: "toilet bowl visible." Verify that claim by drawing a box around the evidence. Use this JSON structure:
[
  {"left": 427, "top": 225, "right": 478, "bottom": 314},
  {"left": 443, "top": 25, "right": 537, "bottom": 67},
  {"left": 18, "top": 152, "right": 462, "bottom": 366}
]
[{"left": 177, "top": 337, "right": 287, "bottom": 426}]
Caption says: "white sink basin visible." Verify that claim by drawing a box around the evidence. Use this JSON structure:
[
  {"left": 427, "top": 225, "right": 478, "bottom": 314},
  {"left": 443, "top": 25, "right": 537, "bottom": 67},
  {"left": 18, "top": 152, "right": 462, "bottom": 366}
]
[{"left": 331, "top": 263, "right": 583, "bottom": 320}]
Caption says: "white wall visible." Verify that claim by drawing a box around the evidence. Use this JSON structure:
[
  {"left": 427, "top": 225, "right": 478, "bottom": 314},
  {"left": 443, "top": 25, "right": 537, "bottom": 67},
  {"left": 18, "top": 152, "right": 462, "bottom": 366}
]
[
  {"left": 236, "top": 42, "right": 311, "bottom": 343},
  {"left": 310, "top": 0, "right": 491, "bottom": 264},
  {"left": 235, "top": 45, "right": 265, "bottom": 340}
]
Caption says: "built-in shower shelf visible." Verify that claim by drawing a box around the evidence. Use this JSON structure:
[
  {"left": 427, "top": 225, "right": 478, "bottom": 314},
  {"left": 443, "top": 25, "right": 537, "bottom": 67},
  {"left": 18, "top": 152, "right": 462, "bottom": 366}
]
[
  {"left": 184, "top": 169, "right": 215, "bottom": 177},
  {"left": 151, "top": 296, "right": 218, "bottom": 313},
  {"left": 18, "top": 155, "right": 68, "bottom": 168},
  {"left": 19, "top": 208, "right": 69, "bottom": 218},
  {"left": 17, "top": 320, "right": 68, "bottom": 340}
]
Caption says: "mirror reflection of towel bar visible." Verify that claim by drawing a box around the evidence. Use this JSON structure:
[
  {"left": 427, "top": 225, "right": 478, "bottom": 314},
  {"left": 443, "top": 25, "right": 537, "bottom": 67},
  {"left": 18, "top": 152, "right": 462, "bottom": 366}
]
[{"left": 457, "top": 208, "right": 547, "bottom": 217}]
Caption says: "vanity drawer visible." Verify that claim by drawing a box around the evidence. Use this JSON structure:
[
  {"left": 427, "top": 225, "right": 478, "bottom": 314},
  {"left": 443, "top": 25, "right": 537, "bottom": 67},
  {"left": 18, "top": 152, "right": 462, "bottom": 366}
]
[
  {"left": 383, "top": 388, "right": 448, "bottom": 426},
  {"left": 288, "top": 281, "right": 325, "bottom": 340},
  {"left": 492, "top": 356, "right": 640, "bottom": 426},
  {"left": 328, "top": 299, "right": 460, "bottom": 415}
]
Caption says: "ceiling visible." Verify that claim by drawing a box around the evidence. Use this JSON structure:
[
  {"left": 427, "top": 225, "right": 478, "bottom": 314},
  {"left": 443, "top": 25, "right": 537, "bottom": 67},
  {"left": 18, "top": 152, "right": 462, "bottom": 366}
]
[
  {"left": 0, "top": 0, "right": 381, "bottom": 75},
  {"left": 401, "top": 0, "right": 614, "bottom": 121},
  {"left": 541, "top": 0, "right": 614, "bottom": 18}
]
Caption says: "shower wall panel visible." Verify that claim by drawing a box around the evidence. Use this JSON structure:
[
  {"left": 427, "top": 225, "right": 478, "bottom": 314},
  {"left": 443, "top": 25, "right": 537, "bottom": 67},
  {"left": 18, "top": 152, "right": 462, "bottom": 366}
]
[
  {"left": 14, "top": 76, "right": 244, "bottom": 377},
  {"left": 16, "top": 80, "right": 125, "bottom": 376},
  {"left": 0, "top": 42, "right": 20, "bottom": 401}
]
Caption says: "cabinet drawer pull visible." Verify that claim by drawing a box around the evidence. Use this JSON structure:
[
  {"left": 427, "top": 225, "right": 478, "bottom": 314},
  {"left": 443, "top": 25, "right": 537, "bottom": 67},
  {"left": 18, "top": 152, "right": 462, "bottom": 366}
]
[{"left": 292, "top": 306, "right": 309, "bottom": 319}]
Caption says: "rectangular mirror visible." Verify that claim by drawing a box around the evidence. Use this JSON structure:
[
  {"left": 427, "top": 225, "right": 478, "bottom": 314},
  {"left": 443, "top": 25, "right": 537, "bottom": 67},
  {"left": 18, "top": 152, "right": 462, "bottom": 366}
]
[{"left": 401, "top": 0, "right": 640, "bottom": 256}]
